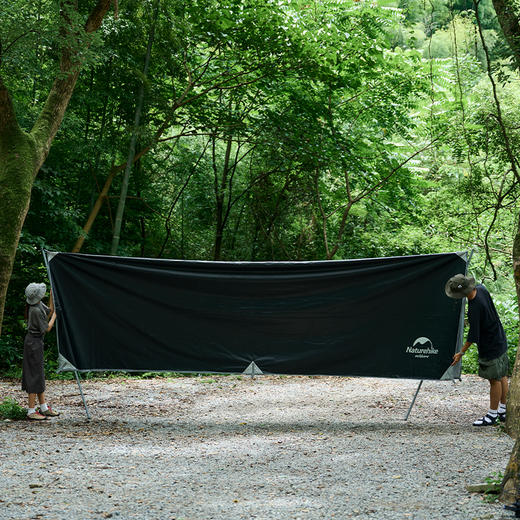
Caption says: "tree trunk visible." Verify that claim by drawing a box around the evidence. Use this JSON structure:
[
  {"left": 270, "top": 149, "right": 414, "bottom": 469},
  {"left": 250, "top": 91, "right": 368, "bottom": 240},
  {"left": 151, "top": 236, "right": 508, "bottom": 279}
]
[
  {"left": 212, "top": 133, "right": 233, "bottom": 261},
  {"left": 0, "top": 123, "right": 38, "bottom": 334},
  {"left": 111, "top": 0, "right": 159, "bottom": 255},
  {"left": 72, "top": 134, "right": 173, "bottom": 253},
  {"left": 214, "top": 230, "right": 224, "bottom": 261},
  {"left": 506, "top": 218, "right": 520, "bottom": 438},
  {"left": 490, "top": 0, "right": 520, "bottom": 438},
  {"left": 480, "top": 0, "right": 520, "bottom": 501},
  {"left": 500, "top": 215, "right": 520, "bottom": 501},
  {"left": 0, "top": 0, "right": 113, "bottom": 335},
  {"left": 72, "top": 166, "right": 118, "bottom": 253},
  {"left": 502, "top": 438, "right": 520, "bottom": 504},
  {"left": 492, "top": 0, "right": 520, "bottom": 69}
]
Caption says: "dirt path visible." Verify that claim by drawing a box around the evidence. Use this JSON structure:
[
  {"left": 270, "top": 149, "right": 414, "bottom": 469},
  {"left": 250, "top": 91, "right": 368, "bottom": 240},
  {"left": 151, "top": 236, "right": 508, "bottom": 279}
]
[{"left": 0, "top": 375, "right": 514, "bottom": 519}]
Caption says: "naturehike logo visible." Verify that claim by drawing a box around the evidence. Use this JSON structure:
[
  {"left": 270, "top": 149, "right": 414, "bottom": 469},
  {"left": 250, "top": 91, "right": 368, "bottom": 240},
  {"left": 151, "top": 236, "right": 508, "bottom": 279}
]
[{"left": 406, "top": 337, "right": 439, "bottom": 359}]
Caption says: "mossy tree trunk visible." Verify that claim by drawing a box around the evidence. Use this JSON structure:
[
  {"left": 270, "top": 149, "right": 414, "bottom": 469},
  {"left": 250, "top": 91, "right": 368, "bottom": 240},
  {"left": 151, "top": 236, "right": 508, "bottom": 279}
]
[
  {"left": 500, "top": 218, "right": 520, "bottom": 502},
  {"left": 502, "top": 438, "right": 520, "bottom": 504},
  {"left": 0, "top": 84, "right": 38, "bottom": 334},
  {"left": 507, "top": 220, "right": 520, "bottom": 437},
  {"left": 0, "top": 0, "right": 113, "bottom": 335},
  {"left": 492, "top": 0, "right": 520, "bottom": 69},
  {"left": 472, "top": 0, "right": 520, "bottom": 502}
]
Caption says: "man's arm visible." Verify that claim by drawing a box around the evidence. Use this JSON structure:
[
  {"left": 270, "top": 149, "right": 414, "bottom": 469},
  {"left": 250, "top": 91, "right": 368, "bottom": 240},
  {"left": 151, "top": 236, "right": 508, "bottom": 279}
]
[{"left": 451, "top": 341, "right": 473, "bottom": 366}]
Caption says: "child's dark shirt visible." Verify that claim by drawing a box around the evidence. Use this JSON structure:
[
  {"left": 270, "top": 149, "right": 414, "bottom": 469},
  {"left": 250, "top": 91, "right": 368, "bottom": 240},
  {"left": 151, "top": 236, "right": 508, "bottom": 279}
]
[{"left": 467, "top": 284, "right": 507, "bottom": 361}]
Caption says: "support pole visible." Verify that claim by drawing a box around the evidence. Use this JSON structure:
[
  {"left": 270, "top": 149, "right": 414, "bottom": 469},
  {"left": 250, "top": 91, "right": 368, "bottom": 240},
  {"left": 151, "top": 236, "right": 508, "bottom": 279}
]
[
  {"left": 404, "top": 380, "right": 423, "bottom": 421},
  {"left": 453, "top": 249, "right": 474, "bottom": 373},
  {"left": 75, "top": 371, "right": 91, "bottom": 420}
]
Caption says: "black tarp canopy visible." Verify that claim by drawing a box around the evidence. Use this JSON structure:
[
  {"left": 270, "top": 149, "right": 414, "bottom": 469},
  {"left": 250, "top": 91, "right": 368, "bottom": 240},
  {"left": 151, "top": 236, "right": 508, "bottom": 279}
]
[{"left": 45, "top": 251, "right": 467, "bottom": 380}]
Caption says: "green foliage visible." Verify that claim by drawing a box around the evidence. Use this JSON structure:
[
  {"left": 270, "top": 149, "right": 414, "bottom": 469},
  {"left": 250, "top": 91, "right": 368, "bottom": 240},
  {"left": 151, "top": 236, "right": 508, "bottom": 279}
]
[
  {"left": 0, "top": 398, "right": 27, "bottom": 421},
  {"left": 461, "top": 348, "right": 479, "bottom": 375},
  {"left": 495, "top": 297, "right": 519, "bottom": 370},
  {"left": 0, "top": 334, "right": 22, "bottom": 374},
  {"left": 482, "top": 471, "right": 503, "bottom": 503}
]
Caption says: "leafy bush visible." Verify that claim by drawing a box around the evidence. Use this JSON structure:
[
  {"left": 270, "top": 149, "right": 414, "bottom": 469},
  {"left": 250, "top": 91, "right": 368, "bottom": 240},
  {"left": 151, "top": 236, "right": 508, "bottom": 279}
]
[
  {"left": 0, "top": 335, "right": 23, "bottom": 375},
  {"left": 495, "top": 297, "right": 519, "bottom": 372},
  {"left": 461, "top": 348, "right": 480, "bottom": 375},
  {"left": 0, "top": 398, "right": 27, "bottom": 420}
]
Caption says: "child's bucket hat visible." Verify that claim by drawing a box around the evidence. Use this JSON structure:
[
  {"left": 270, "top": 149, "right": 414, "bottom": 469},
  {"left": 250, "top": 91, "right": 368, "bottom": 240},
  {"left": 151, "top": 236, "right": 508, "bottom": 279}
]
[
  {"left": 25, "top": 283, "right": 46, "bottom": 305},
  {"left": 445, "top": 274, "right": 476, "bottom": 299}
]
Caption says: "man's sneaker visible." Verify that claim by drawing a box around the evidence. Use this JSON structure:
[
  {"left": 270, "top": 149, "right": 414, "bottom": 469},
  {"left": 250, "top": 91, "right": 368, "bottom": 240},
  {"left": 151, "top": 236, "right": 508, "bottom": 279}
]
[
  {"left": 39, "top": 406, "right": 60, "bottom": 417},
  {"left": 473, "top": 413, "right": 498, "bottom": 426},
  {"left": 499, "top": 412, "right": 506, "bottom": 422},
  {"left": 27, "top": 411, "right": 48, "bottom": 421}
]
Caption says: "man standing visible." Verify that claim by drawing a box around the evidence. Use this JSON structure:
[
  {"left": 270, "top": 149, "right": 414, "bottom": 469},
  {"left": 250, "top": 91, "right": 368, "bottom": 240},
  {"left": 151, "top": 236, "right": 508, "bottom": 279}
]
[{"left": 446, "top": 274, "right": 509, "bottom": 426}]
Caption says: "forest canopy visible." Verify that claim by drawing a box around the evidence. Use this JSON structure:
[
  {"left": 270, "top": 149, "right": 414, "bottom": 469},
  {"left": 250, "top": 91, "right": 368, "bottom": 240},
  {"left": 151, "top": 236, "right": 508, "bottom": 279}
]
[{"left": 1, "top": 0, "right": 520, "bottom": 376}]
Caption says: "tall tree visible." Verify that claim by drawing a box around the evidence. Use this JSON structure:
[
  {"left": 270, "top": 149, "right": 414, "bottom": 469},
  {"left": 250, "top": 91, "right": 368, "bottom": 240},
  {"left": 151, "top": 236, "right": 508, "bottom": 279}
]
[
  {"left": 0, "top": 0, "right": 114, "bottom": 334},
  {"left": 467, "top": 0, "right": 520, "bottom": 503},
  {"left": 111, "top": 0, "right": 159, "bottom": 255}
]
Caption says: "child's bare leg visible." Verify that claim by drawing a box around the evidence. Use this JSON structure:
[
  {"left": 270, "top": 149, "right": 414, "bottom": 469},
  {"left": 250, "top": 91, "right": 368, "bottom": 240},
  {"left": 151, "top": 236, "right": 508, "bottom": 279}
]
[
  {"left": 489, "top": 379, "right": 501, "bottom": 410},
  {"left": 500, "top": 376, "right": 508, "bottom": 405}
]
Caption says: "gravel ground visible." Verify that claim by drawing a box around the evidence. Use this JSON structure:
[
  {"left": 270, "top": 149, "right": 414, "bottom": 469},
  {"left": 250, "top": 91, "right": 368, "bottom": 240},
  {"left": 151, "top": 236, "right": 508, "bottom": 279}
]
[{"left": 0, "top": 374, "right": 516, "bottom": 520}]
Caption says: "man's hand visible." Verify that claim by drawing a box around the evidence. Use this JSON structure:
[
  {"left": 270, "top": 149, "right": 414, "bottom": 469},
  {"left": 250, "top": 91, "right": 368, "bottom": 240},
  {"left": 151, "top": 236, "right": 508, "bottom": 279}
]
[{"left": 451, "top": 352, "right": 464, "bottom": 366}]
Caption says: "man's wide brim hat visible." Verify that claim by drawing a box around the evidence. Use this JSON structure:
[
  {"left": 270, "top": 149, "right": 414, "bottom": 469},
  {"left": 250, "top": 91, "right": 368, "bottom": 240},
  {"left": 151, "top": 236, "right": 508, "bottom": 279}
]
[
  {"left": 445, "top": 274, "right": 476, "bottom": 299},
  {"left": 25, "top": 283, "right": 46, "bottom": 305}
]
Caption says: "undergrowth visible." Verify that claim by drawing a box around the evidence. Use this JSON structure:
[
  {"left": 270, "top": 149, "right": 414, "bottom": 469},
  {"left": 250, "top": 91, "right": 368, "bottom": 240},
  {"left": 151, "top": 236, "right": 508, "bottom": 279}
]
[
  {"left": 482, "top": 471, "right": 503, "bottom": 503},
  {"left": 0, "top": 398, "right": 27, "bottom": 420}
]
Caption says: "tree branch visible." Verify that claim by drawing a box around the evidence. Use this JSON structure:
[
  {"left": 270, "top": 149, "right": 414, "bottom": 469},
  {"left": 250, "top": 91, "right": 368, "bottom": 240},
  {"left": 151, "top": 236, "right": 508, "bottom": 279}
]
[
  {"left": 85, "top": 0, "right": 116, "bottom": 32},
  {"left": 353, "top": 136, "right": 444, "bottom": 203},
  {"left": 2, "top": 29, "right": 38, "bottom": 60},
  {"left": 30, "top": 0, "right": 113, "bottom": 167}
]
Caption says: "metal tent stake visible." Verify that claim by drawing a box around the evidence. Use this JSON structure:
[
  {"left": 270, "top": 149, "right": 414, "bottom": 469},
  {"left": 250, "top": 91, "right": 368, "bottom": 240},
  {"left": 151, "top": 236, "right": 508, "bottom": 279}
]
[
  {"left": 404, "top": 380, "right": 423, "bottom": 421},
  {"left": 74, "top": 371, "right": 91, "bottom": 420}
]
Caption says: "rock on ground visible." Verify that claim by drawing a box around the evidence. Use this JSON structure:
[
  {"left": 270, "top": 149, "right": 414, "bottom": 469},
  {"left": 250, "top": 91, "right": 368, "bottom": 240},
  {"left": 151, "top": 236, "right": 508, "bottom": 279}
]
[{"left": 0, "top": 374, "right": 515, "bottom": 519}]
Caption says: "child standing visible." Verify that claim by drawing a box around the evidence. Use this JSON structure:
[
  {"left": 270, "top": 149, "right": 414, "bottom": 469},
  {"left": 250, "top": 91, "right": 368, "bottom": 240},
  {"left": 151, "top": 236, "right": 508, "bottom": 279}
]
[
  {"left": 22, "top": 282, "right": 59, "bottom": 420},
  {"left": 446, "top": 274, "right": 509, "bottom": 426}
]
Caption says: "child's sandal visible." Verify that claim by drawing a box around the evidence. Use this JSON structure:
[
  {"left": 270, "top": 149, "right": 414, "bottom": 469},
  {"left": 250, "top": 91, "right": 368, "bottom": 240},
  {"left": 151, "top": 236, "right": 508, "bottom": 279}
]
[{"left": 473, "top": 413, "right": 498, "bottom": 426}]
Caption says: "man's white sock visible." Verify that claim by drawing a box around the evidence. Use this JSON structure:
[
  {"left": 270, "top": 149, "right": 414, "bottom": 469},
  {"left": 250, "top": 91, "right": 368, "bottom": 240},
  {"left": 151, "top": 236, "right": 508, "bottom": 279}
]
[
  {"left": 27, "top": 407, "right": 36, "bottom": 415},
  {"left": 39, "top": 403, "right": 48, "bottom": 412},
  {"left": 499, "top": 403, "right": 506, "bottom": 413},
  {"left": 488, "top": 408, "right": 498, "bottom": 417}
]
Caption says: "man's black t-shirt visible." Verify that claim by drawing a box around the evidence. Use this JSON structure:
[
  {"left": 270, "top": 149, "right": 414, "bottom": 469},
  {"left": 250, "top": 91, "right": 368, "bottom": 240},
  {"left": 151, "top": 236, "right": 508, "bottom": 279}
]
[{"left": 467, "top": 284, "right": 507, "bottom": 360}]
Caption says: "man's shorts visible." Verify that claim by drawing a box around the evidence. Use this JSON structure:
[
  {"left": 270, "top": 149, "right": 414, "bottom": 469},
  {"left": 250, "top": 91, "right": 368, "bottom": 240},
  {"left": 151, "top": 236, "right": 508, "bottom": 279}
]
[{"left": 478, "top": 350, "right": 509, "bottom": 380}]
